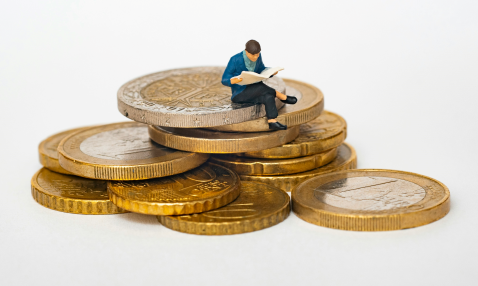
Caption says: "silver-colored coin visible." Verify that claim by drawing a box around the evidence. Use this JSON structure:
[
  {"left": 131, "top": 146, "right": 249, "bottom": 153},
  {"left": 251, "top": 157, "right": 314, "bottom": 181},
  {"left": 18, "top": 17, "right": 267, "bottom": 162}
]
[{"left": 117, "top": 67, "right": 286, "bottom": 128}]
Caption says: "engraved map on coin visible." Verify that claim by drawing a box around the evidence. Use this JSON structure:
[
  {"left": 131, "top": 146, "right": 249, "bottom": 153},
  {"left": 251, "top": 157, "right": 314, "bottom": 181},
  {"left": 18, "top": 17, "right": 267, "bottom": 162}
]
[
  {"left": 141, "top": 72, "right": 231, "bottom": 108},
  {"left": 110, "top": 164, "right": 234, "bottom": 203},
  {"left": 37, "top": 169, "right": 108, "bottom": 200},
  {"left": 314, "top": 177, "right": 426, "bottom": 211},
  {"left": 80, "top": 127, "right": 172, "bottom": 160}
]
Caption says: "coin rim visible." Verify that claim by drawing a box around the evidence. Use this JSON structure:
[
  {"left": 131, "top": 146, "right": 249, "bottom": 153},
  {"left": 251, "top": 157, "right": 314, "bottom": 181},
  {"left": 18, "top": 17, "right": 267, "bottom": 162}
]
[
  {"left": 240, "top": 143, "right": 357, "bottom": 192},
  {"left": 157, "top": 181, "right": 291, "bottom": 235},
  {"left": 106, "top": 162, "right": 242, "bottom": 215},
  {"left": 31, "top": 168, "right": 128, "bottom": 215},
  {"left": 238, "top": 110, "right": 347, "bottom": 158},
  {"left": 148, "top": 125, "right": 300, "bottom": 154},
  {"left": 57, "top": 122, "right": 210, "bottom": 180},
  {"left": 117, "top": 66, "right": 285, "bottom": 128},
  {"left": 291, "top": 169, "right": 450, "bottom": 231},
  {"left": 210, "top": 147, "right": 338, "bottom": 175},
  {"left": 38, "top": 127, "right": 88, "bottom": 174},
  {"left": 207, "top": 78, "right": 325, "bottom": 132}
]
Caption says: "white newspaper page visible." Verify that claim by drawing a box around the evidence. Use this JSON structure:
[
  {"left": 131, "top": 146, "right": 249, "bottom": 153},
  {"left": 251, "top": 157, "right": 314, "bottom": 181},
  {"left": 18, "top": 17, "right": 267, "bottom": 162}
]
[{"left": 234, "top": 67, "right": 284, "bottom": 85}]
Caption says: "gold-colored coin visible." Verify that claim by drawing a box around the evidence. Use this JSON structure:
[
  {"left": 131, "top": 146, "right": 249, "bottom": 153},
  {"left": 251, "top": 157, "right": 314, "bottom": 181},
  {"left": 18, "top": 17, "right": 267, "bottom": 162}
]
[
  {"left": 210, "top": 147, "right": 337, "bottom": 175},
  {"left": 31, "top": 168, "right": 127, "bottom": 215},
  {"left": 240, "top": 143, "right": 357, "bottom": 192},
  {"left": 238, "top": 110, "right": 347, "bottom": 159},
  {"left": 292, "top": 169, "right": 450, "bottom": 231},
  {"left": 107, "top": 162, "right": 240, "bottom": 215},
  {"left": 148, "top": 125, "right": 299, "bottom": 154},
  {"left": 207, "top": 79, "right": 324, "bottom": 132},
  {"left": 58, "top": 122, "right": 209, "bottom": 180},
  {"left": 38, "top": 126, "right": 89, "bottom": 174},
  {"left": 158, "top": 181, "right": 290, "bottom": 235}
]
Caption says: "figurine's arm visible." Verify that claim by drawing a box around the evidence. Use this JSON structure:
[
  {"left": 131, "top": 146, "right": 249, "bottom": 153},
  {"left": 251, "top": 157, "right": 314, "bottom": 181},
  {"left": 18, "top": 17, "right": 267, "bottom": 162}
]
[{"left": 222, "top": 57, "right": 240, "bottom": 86}]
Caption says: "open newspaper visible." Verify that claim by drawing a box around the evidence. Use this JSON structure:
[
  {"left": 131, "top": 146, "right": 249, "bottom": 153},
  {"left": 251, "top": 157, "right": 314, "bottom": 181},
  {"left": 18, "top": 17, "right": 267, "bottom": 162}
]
[{"left": 233, "top": 67, "right": 284, "bottom": 85}]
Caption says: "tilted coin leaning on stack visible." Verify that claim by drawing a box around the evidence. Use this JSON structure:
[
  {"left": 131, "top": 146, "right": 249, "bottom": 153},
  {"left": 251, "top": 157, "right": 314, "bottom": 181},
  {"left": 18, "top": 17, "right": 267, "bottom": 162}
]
[{"left": 30, "top": 66, "right": 450, "bottom": 233}]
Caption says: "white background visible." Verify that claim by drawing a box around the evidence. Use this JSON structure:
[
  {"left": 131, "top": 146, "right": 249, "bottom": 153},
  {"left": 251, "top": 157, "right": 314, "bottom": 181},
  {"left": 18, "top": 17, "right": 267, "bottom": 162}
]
[{"left": 1, "top": 1, "right": 477, "bottom": 285}]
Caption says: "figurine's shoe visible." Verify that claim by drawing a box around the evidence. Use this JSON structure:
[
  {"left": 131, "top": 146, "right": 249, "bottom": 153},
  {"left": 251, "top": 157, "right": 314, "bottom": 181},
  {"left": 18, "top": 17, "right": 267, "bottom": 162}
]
[
  {"left": 268, "top": 122, "right": 287, "bottom": 130},
  {"left": 280, "top": 96, "right": 297, "bottom": 104}
]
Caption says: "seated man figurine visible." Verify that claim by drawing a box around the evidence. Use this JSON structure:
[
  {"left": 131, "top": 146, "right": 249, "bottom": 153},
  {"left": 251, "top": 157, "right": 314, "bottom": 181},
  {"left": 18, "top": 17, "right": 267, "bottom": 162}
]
[{"left": 221, "top": 40, "right": 297, "bottom": 130}]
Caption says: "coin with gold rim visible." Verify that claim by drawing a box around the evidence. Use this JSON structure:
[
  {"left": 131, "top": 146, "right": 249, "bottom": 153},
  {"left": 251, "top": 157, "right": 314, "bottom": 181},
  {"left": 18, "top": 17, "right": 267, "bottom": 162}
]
[
  {"left": 107, "top": 162, "right": 240, "bottom": 215},
  {"left": 58, "top": 122, "right": 209, "bottom": 180},
  {"left": 207, "top": 79, "right": 324, "bottom": 132},
  {"left": 240, "top": 143, "right": 357, "bottom": 192},
  {"left": 158, "top": 181, "right": 290, "bottom": 235},
  {"left": 210, "top": 147, "right": 337, "bottom": 176},
  {"left": 148, "top": 125, "right": 299, "bottom": 154},
  {"left": 38, "top": 126, "right": 89, "bottom": 174},
  {"left": 292, "top": 169, "right": 450, "bottom": 231},
  {"left": 238, "top": 111, "right": 347, "bottom": 159},
  {"left": 31, "top": 168, "right": 127, "bottom": 215}
]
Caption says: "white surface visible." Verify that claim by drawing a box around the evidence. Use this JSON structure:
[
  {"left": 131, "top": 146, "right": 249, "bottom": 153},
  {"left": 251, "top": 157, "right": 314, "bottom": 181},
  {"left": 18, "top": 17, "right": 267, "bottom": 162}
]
[{"left": 1, "top": 1, "right": 477, "bottom": 285}]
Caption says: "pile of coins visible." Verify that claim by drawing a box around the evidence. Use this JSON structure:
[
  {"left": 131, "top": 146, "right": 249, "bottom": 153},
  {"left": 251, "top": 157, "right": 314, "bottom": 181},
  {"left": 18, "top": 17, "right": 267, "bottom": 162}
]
[{"left": 31, "top": 67, "right": 450, "bottom": 234}]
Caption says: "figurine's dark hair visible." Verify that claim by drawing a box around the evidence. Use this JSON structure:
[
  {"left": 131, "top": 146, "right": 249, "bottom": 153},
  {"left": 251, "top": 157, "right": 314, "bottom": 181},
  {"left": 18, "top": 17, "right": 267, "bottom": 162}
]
[{"left": 245, "top": 40, "right": 261, "bottom": 54}]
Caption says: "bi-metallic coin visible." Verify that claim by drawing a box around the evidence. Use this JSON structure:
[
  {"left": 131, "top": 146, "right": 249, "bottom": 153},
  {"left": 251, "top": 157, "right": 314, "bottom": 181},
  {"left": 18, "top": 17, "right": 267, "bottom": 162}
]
[
  {"left": 58, "top": 122, "right": 209, "bottom": 180},
  {"left": 292, "top": 169, "right": 450, "bottom": 231},
  {"left": 117, "top": 67, "right": 285, "bottom": 128}
]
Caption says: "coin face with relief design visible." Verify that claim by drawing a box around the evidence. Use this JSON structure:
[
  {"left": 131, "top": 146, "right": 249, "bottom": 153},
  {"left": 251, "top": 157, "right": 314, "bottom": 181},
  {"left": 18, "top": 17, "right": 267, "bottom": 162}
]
[
  {"left": 117, "top": 67, "right": 284, "bottom": 127},
  {"left": 31, "top": 168, "right": 127, "bottom": 214},
  {"left": 107, "top": 163, "right": 240, "bottom": 215},
  {"left": 292, "top": 169, "right": 450, "bottom": 231},
  {"left": 158, "top": 181, "right": 290, "bottom": 235},
  {"left": 57, "top": 122, "right": 209, "bottom": 180}
]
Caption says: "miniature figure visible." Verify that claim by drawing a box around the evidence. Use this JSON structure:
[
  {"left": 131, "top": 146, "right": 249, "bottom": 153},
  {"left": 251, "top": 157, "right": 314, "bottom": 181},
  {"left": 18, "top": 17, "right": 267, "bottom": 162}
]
[{"left": 221, "top": 40, "right": 297, "bottom": 130}]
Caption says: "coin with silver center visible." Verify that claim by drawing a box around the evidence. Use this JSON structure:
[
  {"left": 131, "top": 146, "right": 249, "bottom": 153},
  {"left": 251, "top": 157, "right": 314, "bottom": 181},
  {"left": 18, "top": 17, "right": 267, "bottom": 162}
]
[
  {"left": 292, "top": 169, "right": 450, "bottom": 231},
  {"left": 58, "top": 122, "right": 209, "bottom": 180},
  {"left": 117, "top": 67, "right": 286, "bottom": 128}
]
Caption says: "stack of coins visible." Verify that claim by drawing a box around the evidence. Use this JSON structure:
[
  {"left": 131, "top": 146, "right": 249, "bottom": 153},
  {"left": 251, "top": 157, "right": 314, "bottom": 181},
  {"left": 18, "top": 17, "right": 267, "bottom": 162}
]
[{"left": 31, "top": 66, "right": 450, "bottom": 233}]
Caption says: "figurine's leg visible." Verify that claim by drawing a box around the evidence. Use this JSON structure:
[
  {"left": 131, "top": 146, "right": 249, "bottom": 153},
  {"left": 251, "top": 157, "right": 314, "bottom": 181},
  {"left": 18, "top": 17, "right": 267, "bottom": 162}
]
[{"left": 275, "top": 91, "right": 287, "bottom": 100}]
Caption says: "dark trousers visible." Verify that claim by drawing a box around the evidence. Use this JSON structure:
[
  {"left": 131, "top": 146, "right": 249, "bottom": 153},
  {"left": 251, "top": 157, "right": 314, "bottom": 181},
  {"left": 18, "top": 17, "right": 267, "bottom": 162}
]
[{"left": 232, "top": 82, "right": 278, "bottom": 119}]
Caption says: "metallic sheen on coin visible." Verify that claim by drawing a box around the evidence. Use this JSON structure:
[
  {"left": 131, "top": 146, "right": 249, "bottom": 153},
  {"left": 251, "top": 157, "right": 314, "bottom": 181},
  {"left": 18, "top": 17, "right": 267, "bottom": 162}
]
[
  {"left": 158, "top": 181, "right": 290, "bottom": 235},
  {"left": 240, "top": 143, "right": 357, "bottom": 192},
  {"left": 148, "top": 125, "right": 300, "bottom": 154},
  {"left": 238, "top": 111, "right": 347, "bottom": 159},
  {"left": 31, "top": 168, "right": 127, "bottom": 215},
  {"left": 38, "top": 127, "right": 88, "bottom": 174},
  {"left": 58, "top": 122, "right": 209, "bottom": 180},
  {"left": 292, "top": 169, "right": 450, "bottom": 231},
  {"left": 107, "top": 163, "right": 241, "bottom": 215},
  {"left": 207, "top": 79, "right": 324, "bottom": 132},
  {"left": 117, "top": 67, "right": 285, "bottom": 128},
  {"left": 210, "top": 148, "right": 337, "bottom": 175}
]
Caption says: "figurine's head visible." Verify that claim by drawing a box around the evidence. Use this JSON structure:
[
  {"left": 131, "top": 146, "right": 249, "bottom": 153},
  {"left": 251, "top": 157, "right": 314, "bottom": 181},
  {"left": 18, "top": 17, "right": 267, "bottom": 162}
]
[{"left": 245, "top": 40, "right": 261, "bottom": 62}]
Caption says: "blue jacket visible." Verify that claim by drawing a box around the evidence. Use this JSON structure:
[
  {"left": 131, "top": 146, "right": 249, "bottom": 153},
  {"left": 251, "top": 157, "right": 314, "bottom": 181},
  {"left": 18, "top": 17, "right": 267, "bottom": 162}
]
[{"left": 221, "top": 51, "right": 267, "bottom": 99}]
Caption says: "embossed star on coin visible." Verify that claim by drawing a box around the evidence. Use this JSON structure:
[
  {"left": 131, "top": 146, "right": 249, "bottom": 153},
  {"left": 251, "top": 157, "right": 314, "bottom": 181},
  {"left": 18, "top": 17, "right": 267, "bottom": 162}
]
[
  {"left": 292, "top": 169, "right": 450, "bottom": 231},
  {"left": 117, "top": 67, "right": 284, "bottom": 127},
  {"left": 57, "top": 122, "right": 209, "bottom": 180},
  {"left": 107, "top": 163, "right": 241, "bottom": 215},
  {"left": 158, "top": 181, "right": 290, "bottom": 235},
  {"left": 31, "top": 168, "right": 127, "bottom": 215}
]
